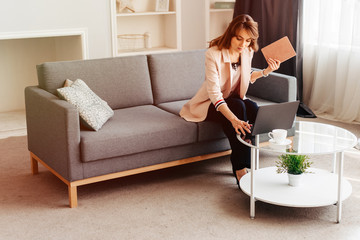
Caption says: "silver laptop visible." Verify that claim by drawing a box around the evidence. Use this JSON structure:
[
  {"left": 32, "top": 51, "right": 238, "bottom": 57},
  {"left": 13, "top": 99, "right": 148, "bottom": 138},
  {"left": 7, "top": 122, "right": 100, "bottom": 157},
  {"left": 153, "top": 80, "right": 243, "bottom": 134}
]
[{"left": 251, "top": 101, "right": 300, "bottom": 136}]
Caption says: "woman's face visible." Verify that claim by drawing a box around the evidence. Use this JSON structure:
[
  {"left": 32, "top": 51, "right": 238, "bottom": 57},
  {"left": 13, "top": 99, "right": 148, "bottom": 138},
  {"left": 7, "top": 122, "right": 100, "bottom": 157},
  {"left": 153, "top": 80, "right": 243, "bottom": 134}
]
[{"left": 230, "top": 28, "right": 252, "bottom": 54}]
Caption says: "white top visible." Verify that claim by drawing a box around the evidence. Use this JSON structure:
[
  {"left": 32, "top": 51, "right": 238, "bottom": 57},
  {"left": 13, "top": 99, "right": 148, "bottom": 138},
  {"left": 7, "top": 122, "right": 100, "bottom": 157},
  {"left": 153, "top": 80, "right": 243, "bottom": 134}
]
[{"left": 230, "top": 64, "right": 241, "bottom": 94}]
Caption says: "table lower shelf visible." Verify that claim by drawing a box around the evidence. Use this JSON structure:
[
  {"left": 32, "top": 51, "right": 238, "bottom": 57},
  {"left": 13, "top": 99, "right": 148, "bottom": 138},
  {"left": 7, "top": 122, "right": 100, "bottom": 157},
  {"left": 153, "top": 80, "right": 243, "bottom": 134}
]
[{"left": 239, "top": 167, "right": 352, "bottom": 208}]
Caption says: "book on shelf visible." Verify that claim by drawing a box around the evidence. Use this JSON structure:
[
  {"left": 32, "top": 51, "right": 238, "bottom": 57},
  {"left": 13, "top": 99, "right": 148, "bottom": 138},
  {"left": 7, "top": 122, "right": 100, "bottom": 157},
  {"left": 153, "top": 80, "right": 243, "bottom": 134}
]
[{"left": 214, "top": 2, "right": 235, "bottom": 9}]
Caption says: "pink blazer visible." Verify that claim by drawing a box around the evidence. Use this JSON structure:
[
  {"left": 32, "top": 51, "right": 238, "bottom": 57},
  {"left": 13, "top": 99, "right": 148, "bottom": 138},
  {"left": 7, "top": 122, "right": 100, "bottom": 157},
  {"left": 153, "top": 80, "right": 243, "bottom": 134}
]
[{"left": 180, "top": 46, "right": 254, "bottom": 122}]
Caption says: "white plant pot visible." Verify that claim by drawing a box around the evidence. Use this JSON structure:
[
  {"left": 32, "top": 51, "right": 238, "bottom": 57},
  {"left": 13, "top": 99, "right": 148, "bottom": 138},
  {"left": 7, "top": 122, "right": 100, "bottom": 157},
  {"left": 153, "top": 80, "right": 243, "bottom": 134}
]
[{"left": 287, "top": 173, "right": 303, "bottom": 187}]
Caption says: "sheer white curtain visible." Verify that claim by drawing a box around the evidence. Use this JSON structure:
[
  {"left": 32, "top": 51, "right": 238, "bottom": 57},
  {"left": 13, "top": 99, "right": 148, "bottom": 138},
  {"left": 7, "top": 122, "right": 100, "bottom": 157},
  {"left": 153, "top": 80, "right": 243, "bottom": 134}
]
[{"left": 302, "top": 0, "right": 360, "bottom": 123}]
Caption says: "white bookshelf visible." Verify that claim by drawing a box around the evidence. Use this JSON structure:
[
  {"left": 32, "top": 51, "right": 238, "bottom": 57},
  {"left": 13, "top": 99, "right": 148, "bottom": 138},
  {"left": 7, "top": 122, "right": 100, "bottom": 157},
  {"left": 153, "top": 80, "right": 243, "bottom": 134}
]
[
  {"left": 110, "top": 0, "right": 182, "bottom": 56},
  {"left": 205, "top": 0, "right": 234, "bottom": 46}
]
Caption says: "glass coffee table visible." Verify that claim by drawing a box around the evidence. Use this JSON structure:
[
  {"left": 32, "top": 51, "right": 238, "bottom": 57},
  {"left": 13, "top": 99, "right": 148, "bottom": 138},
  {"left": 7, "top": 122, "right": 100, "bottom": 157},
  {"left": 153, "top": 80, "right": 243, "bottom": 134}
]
[{"left": 237, "top": 121, "right": 358, "bottom": 223}]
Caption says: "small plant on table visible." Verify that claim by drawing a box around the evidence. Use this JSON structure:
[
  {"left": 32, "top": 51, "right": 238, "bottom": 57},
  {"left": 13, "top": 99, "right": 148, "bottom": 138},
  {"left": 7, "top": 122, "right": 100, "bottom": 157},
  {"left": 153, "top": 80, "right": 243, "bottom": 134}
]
[
  {"left": 276, "top": 153, "right": 313, "bottom": 174},
  {"left": 276, "top": 151, "right": 313, "bottom": 186}
]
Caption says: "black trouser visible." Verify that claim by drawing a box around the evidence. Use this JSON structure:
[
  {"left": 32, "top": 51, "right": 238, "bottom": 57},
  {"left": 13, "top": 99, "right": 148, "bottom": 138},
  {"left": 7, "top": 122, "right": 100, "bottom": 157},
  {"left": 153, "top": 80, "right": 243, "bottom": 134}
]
[{"left": 206, "top": 96, "right": 258, "bottom": 175}]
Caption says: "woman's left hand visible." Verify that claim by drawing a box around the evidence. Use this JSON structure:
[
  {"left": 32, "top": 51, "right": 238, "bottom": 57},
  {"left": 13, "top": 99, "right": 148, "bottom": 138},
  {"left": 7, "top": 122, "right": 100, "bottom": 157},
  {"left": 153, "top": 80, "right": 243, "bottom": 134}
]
[{"left": 266, "top": 58, "right": 281, "bottom": 73}]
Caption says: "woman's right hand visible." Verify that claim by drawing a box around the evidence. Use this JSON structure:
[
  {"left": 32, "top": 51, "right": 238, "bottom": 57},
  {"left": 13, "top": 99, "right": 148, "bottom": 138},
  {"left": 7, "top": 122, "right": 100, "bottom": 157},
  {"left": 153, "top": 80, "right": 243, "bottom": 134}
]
[
  {"left": 231, "top": 118, "right": 251, "bottom": 136},
  {"left": 217, "top": 104, "right": 252, "bottom": 136}
]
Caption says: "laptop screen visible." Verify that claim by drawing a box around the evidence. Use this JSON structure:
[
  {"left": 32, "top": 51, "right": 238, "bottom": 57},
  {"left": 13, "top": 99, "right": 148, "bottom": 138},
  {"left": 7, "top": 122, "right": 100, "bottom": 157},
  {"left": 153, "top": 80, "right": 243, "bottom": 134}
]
[{"left": 251, "top": 101, "right": 299, "bottom": 136}]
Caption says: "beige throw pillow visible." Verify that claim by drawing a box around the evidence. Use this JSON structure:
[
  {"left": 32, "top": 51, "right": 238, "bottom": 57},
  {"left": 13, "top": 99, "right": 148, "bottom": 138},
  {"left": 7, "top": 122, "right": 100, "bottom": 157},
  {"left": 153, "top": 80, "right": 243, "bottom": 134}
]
[{"left": 57, "top": 79, "right": 114, "bottom": 131}]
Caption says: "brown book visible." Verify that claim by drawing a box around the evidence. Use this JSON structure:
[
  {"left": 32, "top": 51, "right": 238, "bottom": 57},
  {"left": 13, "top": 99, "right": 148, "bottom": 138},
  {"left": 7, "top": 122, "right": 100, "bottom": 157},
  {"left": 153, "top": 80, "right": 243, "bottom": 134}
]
[{"left": 261, "top": 36, "right": 296, "bottom": 63}]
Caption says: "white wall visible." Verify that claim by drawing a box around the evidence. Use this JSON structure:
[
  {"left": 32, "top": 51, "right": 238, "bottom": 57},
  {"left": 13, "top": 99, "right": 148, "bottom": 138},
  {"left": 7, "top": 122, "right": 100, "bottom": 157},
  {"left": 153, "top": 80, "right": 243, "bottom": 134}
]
[
  {"left": 0, "top": 0, "right": 231, "bottom": 63},
  {"left": 181, "top": 0, "right": 207, "bottom": 50},
  {"left": 0, "top": 0, "right": 219, "bottom": 112},
  {"left": 181, "top": 0, "right": 234, "bottom": 50},
  {"left": 0, "top": 0, "right": 112, "bottom": 112},
  {"left": 0, "top": 0, "right": 212, "bottom": 63},
  {"left": 0, "top": 36, "right": 83, "bottom": 112},
  {"left": 0, "top": 0, "right": 112, "bottom": 59}
]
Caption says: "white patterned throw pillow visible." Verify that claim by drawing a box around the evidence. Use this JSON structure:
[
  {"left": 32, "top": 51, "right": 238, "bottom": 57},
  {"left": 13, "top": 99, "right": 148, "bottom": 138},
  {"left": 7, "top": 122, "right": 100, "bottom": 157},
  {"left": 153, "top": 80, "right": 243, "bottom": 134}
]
[{"left": 57, "top": 79, "right": 114, "bottom": 131}]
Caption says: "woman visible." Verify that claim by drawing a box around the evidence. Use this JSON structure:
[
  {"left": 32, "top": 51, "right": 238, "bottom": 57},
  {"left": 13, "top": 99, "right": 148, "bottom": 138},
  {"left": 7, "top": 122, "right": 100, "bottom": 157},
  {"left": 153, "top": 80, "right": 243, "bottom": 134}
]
[{"left": 180, "top": 14, "right": 281, "bottom": 186}]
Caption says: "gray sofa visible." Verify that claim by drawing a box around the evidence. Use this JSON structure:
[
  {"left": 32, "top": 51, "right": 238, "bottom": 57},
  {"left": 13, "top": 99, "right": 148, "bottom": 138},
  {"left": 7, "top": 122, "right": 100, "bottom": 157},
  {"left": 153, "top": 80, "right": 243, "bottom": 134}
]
[{"left": 25, "top": 49, "right": 297, "bottom": 208}]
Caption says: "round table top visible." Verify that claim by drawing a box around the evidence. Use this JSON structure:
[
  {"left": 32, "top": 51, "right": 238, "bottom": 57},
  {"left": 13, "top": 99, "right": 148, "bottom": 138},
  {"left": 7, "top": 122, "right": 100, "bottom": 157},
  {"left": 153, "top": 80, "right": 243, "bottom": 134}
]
[{"left": 237, "top": 121, "right": 357, "bottom": 155}]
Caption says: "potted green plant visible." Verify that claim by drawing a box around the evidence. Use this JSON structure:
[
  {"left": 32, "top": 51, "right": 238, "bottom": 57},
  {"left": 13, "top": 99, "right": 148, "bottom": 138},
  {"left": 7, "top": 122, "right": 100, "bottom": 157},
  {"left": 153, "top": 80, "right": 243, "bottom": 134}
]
[{"left": 275, "top": 152, "right": 313, "bottom": 187}]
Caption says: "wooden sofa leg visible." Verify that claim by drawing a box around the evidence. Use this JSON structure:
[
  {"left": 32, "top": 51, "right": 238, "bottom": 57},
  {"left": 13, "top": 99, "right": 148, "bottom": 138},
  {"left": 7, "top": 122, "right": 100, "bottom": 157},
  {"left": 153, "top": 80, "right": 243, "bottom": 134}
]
[
  {"left": 30, "top": 154, "right": 39, "bottom": 175},
  {"left": 68, "top": 184, "right": 78, "bottom": 208}
]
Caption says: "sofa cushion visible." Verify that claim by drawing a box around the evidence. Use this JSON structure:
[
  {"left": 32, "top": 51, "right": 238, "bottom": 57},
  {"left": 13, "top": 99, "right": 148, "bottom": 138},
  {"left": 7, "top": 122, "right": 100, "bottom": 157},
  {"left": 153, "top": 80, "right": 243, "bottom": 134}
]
[
  {"left": 37, "top": 55, "right": 153, "bottom": 109},
  {"left": 156, "top": 100, "right": 188, "bottom": 116},
  {"left": 156, "top": 100, "right": 226, "bottom": 141},
  {"left": 57, "top": 79, "right": 114, "bottom": 131},
  {"left": 80, "top": 105, "right": 198, "bottom": 162},
  {"left": 148, "top": 49, "right": 206, "bottom": 105}
]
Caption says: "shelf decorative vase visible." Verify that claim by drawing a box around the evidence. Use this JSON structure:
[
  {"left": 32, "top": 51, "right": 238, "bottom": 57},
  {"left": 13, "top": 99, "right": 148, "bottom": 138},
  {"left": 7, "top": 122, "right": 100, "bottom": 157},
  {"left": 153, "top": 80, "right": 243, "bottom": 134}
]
[{"left": 287, "top": 173, "right": 303, "bottom": 187}]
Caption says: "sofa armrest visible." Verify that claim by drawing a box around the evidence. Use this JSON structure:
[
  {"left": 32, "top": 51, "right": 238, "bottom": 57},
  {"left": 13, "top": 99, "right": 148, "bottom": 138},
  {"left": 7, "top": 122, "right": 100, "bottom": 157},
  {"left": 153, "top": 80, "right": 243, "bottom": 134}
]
[
  {"left": 247, "top": 68, "right": 297, "bottom": 103},
  {"left": 25, "top": 86, "right": 83, "bottom": 181}
]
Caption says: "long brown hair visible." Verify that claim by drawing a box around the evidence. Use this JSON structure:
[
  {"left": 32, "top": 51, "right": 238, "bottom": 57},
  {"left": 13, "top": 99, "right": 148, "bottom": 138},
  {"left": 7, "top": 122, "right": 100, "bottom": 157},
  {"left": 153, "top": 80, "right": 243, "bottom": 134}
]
[{"left": 209, "top": 14, "right": 259, "bottom": 52}]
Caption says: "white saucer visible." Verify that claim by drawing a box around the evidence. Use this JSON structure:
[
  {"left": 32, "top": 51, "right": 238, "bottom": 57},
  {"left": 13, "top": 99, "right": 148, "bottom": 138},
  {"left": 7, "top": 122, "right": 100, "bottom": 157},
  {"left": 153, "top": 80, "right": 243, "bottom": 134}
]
[{"left": 269, "top": 138, "right": 292, "bottom": 146}]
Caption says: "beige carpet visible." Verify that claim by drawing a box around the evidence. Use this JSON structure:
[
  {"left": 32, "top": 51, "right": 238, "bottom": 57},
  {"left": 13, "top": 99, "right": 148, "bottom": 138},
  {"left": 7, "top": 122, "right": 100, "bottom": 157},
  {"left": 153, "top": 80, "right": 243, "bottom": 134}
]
[{"left": 1, "top": 117, "right": 360, "bottom": 240}]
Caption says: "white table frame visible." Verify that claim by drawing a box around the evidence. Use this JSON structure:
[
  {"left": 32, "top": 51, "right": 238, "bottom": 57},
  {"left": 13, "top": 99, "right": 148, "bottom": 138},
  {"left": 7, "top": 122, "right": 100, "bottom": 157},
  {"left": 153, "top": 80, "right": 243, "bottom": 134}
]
[{"left": 238, "top": 121, "right": 357, "bottom": 223}]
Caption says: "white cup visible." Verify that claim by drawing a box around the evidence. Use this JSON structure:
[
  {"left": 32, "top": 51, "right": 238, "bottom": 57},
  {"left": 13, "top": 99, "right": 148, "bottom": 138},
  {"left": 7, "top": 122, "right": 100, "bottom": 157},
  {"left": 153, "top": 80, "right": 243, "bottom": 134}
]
[{"left": 268, "top": 129, "right": 287, "bottom": 144}]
